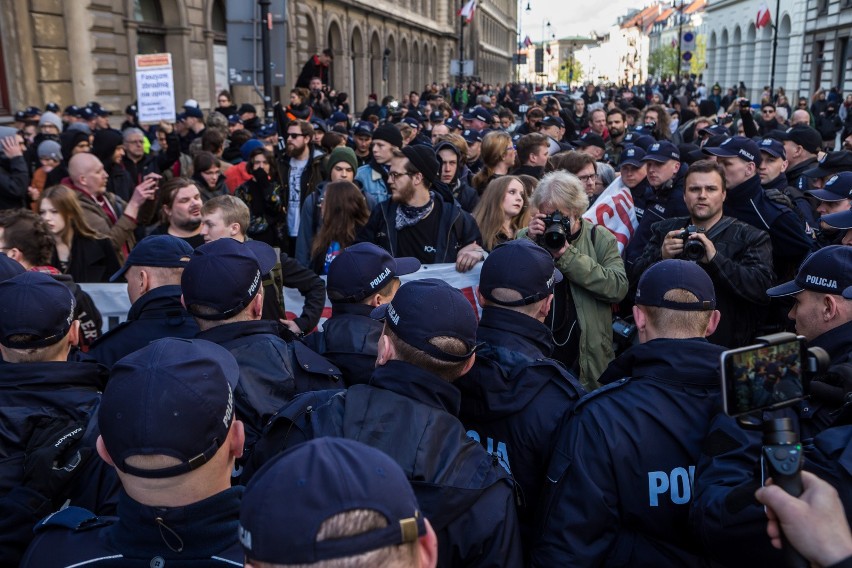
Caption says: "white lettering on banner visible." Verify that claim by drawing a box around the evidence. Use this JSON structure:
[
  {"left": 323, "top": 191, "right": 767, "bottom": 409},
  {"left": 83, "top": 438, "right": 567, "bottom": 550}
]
[
  {"left": 582, "top": 177, "right": 639, "bottom": 254},
  {"left": 79, "top": 263, "right": 483, "bottom": 334},
  {"left": 648, "top": 465, "right": 696, "bottom": 506}
]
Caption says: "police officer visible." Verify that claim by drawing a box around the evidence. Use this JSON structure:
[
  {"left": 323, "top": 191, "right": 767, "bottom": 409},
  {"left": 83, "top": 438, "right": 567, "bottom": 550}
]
[
  {"left": 0, "top": 272, "right": 116, "bottom": 565},
  {"left": 304, "top": 242, "right": 419, "bottom": 385},
  {"left": 806, "top": 172, "right": 852, "bottom": 248},
  {"left": 240, "top": 438, "right": 438, "bottom": 567},
  {"left": 89, "top": 235, "right": 198, "bottom": 368},
  {"left": 249, "top": 279, "right": 523, "bottom": 567},
  {"left": 456, "top": 239, "right": 585, "bottom": 554},
  {"left": 21, "top": 338, "right": 246, "bottom": 566},
  {"left": 532, "top": 259, "right": 725, "bottom": 567},
  {"left": 182, "top": 238, "right": 341, "bottom": 455}
]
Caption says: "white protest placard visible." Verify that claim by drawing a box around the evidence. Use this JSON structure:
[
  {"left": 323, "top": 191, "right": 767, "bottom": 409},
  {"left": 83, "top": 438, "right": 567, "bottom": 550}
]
[
  {"left": 582, "top": 177, "right": 639, "bottom": 254},
  {"left": 135, "top": 53, "right": 176, "bottom": 124}
]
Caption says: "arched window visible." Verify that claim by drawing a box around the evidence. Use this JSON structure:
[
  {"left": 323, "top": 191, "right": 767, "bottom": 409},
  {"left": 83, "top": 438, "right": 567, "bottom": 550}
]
[{"left": 134, "top": 0, "right": 166, "bottom": 54}]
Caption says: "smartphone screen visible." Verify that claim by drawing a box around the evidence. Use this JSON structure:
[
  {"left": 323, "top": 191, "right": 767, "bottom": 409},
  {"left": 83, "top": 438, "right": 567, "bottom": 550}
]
[{"left": 720, "top": 337, "right": 807, "bottom": 417}]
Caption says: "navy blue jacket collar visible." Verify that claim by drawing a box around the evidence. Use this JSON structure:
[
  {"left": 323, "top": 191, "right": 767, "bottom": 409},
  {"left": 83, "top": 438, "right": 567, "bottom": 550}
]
[
  {"left": 599, "top": 337, "right": 725, "bottom": 387},
  {"left": 369, "top": 360, "right": 461, "bottom": 416},
  {"left": 478, "top": 306, "right": 553, "bottom": 357},
  {"left": 725, "top": 173, "right": 763, "bottom": 205},
  {"left": 196, "top": 319, "right": 286, "bottom": 343},
  {"left": 330, "top": 302, "right": 376, "bottom": 318},
  {"left": 0, "top": 359, "right": 108, "bottom": 391},
  {"left": 128, "top": 285, "right": 185, "bottom": 321},
  {"left": 763, "top": 174, "right": 789, "bottom": 192},
  {"left": 810, "top": 320, "right": 852, "bottom": 366}
]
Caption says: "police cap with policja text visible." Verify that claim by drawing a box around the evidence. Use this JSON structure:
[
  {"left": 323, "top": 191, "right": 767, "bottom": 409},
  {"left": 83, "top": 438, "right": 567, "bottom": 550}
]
[
  {"left": 326, "top": 242, "right": 420, "bottom": 302},
  {"left": 767, "top": 245, "right": 852, "bottom": 297}
]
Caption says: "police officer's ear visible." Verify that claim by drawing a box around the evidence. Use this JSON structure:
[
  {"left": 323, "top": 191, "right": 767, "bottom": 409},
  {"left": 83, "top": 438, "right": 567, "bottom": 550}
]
[
  {"left": 227, "top": 419, "right": 245, "bottom": 461},
  {"left": 66, "top": 320, "right": 81, "bottom": 350},
  {"left": 250, "top": 290, "right": 264, "bottom": 319},
  {"left": 418, "top": 518, "right": 439, "bottom": 568},
  {"left": 228, "top": 223, "right": 241, "bottom": 239},
  {"left": 376, "top": 333, "right": 395, "bottom": 366},
  {"left": 705, "top": 309, "right": 722, "bottom": 337},
  {"left": 539, "top": 294, "right": 554, "bottom": 319},
  {"left": 95, "top": 435, "right": 115, "bottom": 467}
]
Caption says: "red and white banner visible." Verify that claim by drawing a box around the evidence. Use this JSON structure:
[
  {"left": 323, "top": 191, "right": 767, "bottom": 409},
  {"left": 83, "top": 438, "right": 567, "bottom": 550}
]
[
  {"left": 756, "top": 3, "right": 771, "bottom": 29},
  {"left": 582, "top": 177, "right": 639, "bottom": 255}
]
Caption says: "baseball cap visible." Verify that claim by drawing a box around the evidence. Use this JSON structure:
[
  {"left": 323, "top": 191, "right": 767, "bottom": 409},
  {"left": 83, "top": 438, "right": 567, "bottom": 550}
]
[
  {"left": 401, "top": 116, "right": 420, "bottom": 129},
  {"left": 63, "top": 104, "right": 80, "bottom": 116},
  {"left": 429, "top": 110, "right": 445, "bottom": 123},
  {"left": 702, "top": 136, "right": 762, "bottom": 166},
  {"left": 24, "top": 106, "right": 42, "bottom": 117},
  {"left": 635, "top": 259, "right": 717, "bottom": 311},
  {"left": 227, "top": 114, "right": 243, "bottom": 125},
  {"left": 110, "top": 235, "right": 194, "bottom": 282},
  {"left": 619, "top": 145, "right": 646, "bottom": 168},
  {"left": 575, "top": 132, "right": 606, "bottom": 150},
  {"left": 767, "top": 245, "right": 852, "bottom": 297},
  {"left": 99, "top": 338, "right": 239, "bottom": 479},
  {"left": 183, "top": 99, "right": 200, "bottom": 109},
  {"left": 462, "top": 129, "right": 482, "bottom": 144},
  {"left": 698, "top": 124, "right": 730, "bottom": 137},
  {"left": 802, "top": 151, "right": 852, "bottom": 179},
  {"left": 327, "top": 243, "right": 420, "bottom": 302},
  {"left": 328, "top": 111, "right": 348, "bottom": 125},
  {"left": 462, "top": 106, "right": 492, "bottom": 124},
  {"left": 181, "top": 238, "right": 278, "bottom": 320},
  {"left": 821, "top": 209, "right": 852, "bottom": 230},
  {"left": 622, "top": 132, "right": 656, "bottom": 151},
  {"left": 370, "top": 278, "right": 480, "bottom": 362},
  {"left": 0, "top": 254, "right": 25, "bottom": 283},
  {"left": 805, "top": 171, "right": 852, "bottom": 202},
  {"left": 479, "top": 240, "right": 562, "bottom": 306},
  {"left": 239, "top": 438, "right": 426, "bottom": 564},
  {"left": 184, "top": 106, "right": 204, "bottom": 119},
  {"left": 0, "top": 272, "right": 76, "bottom": 348},
  {"left": 642, "top": 141, "right": 681, "bottom": 163},
  {"left": 758, "top": 138, "right": 786, "bottom": 160},
  {"left": 45, "top": 102, "right": 60, "bottom": 113},
  {"left": 353, "top": 120, "right": 374, "bottom": 136},
  {"left": 540, "top": 116, "right": 565, "bottom": 129},
  {"left": 76, "top": 107, "right": 96, "bottom": 121},
  {"left": 777, "top": 125, "right": 822, "bottom": 154},
  {"left": 257, "top": 122, "right": 278, "bottom": 138},
  {"left": 310, "top": 119, "right": 328, "bottom": 134}
]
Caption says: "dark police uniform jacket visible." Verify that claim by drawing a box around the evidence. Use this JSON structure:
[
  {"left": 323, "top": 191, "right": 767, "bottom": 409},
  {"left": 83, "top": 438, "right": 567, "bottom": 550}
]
[
  {"left": 196, "top": 320, "right": 341, "bottom": 451},
  {"left": 89, "top": 285, "right": 199, "bottom": 369},
  {"left": 303, "top": 302, "right": 381, "bottom": 387},
  {"left": 247, "top": 360, "right": 523, "bottom": 568},
  {"left": 631, "top": 215, "right": 774, "bottom": 348},
  {"left": 531, "top": 338, "right": 726, "bottom": 567},
  {"left": 21, "top": 487, "right": 244, "bottom": 567},
  {"left": 356, "top": 191, "right": 482, "bottom": 263},
  {"left": 455, "top": 307, "right": 585, "bottom": 553}
]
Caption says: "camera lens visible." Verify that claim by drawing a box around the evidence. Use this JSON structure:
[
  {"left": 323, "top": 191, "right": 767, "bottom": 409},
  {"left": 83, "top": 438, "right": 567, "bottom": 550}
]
[
  {"left": 544, "top": 225, "right": 567, "bottom": 250},
  {"left": 683, "top": 239, "right": 706, "bottom": 261}
]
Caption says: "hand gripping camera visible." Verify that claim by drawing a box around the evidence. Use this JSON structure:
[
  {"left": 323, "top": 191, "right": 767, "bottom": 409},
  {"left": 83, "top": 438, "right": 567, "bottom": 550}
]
[
  {"left": 540, "top": 212, "right": 573, "bottom": 251},
  {"left": 677, "top": 225, "right": 707, "bottom": 262}
]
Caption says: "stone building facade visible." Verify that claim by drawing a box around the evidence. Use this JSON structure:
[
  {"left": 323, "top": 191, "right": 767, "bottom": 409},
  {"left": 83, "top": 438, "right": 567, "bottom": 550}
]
[{"left": 798, "top": 0, "right": 852, "bottom": 95}]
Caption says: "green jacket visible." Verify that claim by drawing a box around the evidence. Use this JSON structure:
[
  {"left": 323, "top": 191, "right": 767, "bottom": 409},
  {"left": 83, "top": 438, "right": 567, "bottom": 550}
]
[{"left": 518, "top": 220, "right": 627, "bottom": 390}]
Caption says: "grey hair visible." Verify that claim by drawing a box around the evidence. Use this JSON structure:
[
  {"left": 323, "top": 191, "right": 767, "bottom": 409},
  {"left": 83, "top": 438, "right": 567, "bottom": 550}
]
[
  {"left": 531, "top": 170, "right": 589, "bottom": 216},
  {"left": 122, "top": 127, "right": 145, "bottom": 140}
]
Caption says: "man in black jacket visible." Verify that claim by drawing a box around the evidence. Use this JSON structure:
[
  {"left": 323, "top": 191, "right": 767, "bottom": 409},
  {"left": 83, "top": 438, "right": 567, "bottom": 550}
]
[
  {"left": 0, "top": 272, "right": 117, "bottom": 565},
  {"left": 356, "top": 145, "right": 484, "bottom": 272},
  {"left": 89, "top": 235, "right": 198, "bottom": 368},
  {"left": 0, "top": 125, "right": 29, "bottom": 211},
  {"left": 631, "top": 160, "right": 774, "bottom": 347},
  {"left": 456, "top": 239, "right": 585, "bottom": 554},
  {"left": 304, "top": 242, "right": 419, "bottom": 386}
]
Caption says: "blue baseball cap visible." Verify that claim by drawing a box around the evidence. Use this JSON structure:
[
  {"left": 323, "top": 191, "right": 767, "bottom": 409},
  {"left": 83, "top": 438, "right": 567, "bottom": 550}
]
[
  {"left": 642, "top": 141, "right": 681, "bottom": 163},
  {"left": 479, "top": 240, "right": 562, "bottom": 306},
  {"left": 76, "top": 107, "right": 96, "bottom": 121},
  {"left": 758, "top": 138, "right": 787, "bottom": 160},
  {"left": 635, "top": 259, "right": 717, "bottom": 311},
  {"left": 702, "top": 136, "right": 762, "bottom": 166},
  {"left": 353, "top": 120, "right": 374, "bottom": 136},
  {"left": 462, "top": 129, "right": 482, "bottom": 144},
  {"left": 401, "top": 116, "right": 420, "bottom": 129},
  {"left": 541, "top": 115, "right": 565, "bottom": 129},
  {"left": 45, "top": 102, "right": 60, "bottom": 113},
  {"left": 622, "top": 132, "right": 656, "bottom": 151},
  {"left": 445, "top": 117, "right": 463, "bottom": 131},
  {"left": 462, "top": 106, "right": 493, "bottom": 124},
  {"left": 806, "top": 171, "right": 852, "bottom": 202},
  {"left": 767, "top": 245, "right": 852, "bottom": 297},
  {"left": 257, "top": 122, "right": 278, "bottom": 138},
  {"left": 181, "top": 238, "right": 278, "bottom": 320},
  {"left": 575, "top": 132, "right": 606, "bottom": 150},
  {"left": 429, "top": 110, "right": 445, "bottom": 123},
  {"left": 100, "top": 338, "right": 239, "bottom": 479},
  {"left": 227, "top": 114, "right": 243, "bottom": 125},
  {"left": 370, "top": 278, "right": 480, "bottom": 362},
  {"left": 0, "top": 272, "right": 76, "bottom": 348},
  {"left": 239, "top": 438, "right": 426, "bottom": 564},
  {"left": 802, "top": 151, "right": 852, "bottom": 180},
  {"left": 327, "top": 243, "right": 420, "bottom": 302},
  {"left": 698, "top": 124, "right": 730, "bottom": 138},
  {"left": 328, "top": 111, "right": 348, "bottom": 125},
  {"left": 619, "top": 145, "right": 646, "bottom": 168},
  {"left": 821, "top": 209, "right": 852, "bottom": 230},
  {"left": 111, "top": 235, "right": 194, "bottom": 282},
  {"left": 0, "top": 254, "right": 24, "bottom": 283},
  {"left": 183, "top": 106, "right": 204, "bottom": 119}
]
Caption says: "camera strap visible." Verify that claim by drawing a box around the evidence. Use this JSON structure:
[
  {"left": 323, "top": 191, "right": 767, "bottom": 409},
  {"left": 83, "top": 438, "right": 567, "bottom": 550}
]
[{"left": 701, "top": 216, "right": 735, "bottom": 240}]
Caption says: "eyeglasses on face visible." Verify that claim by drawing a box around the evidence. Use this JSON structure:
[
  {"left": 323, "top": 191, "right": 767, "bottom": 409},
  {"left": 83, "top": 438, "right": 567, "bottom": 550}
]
[
  {"left": 287, "top": 132, "right": 304, "bottom": 139},
  {"left": 577, "top": 173, "right": 597, "bottom": 183},
  {"left": 388, "top": 171, "right": 410, "bottom": 180}
]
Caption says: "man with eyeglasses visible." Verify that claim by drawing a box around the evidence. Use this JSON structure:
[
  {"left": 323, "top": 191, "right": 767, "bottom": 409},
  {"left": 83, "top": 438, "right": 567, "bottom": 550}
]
[
  {"left": 0, "top": 125, "right": 30, "bottom": 211},
  {"left": 276, "top": 119, "right": 324, "bottom": 256},
  {"left": 121, "top": 123, "right": 179, "bottom": 186},
  {"left": 758, "top": 103, "right": 782, "bottom": 136}
]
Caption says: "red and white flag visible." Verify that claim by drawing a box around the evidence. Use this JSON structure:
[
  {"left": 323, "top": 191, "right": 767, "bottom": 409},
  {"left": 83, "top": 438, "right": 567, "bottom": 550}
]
[
  {"left": 458, "top": 0, "right": 477, "bottom": 23},
  {"left": 523, "top": 35, "right": 533, "bottom": 48},
  {"left": 756, "top": 3, "right": 771, "bottom": 29}
]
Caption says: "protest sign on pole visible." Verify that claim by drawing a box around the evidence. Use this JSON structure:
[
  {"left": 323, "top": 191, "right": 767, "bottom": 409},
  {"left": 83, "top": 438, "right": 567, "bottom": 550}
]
[{"left": 135, "top": 53, "right": 176, "bottom": 124}]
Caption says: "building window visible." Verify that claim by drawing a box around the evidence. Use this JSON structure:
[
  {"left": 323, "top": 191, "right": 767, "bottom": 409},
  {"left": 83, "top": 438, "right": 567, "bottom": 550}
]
[
  {"left": 816, "top": 0, "right": 828, "bottom": 15},
  {"left": 134, "top": 0, "right": 166, "bottom": 54}
]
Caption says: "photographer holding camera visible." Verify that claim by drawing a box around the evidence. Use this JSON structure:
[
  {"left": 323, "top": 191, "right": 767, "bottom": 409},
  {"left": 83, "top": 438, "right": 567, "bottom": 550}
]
[
  {"left": 631, "top": 160, "right": 774, "bottom": 348},
  {"left": 522, "top": 171, "right": 627, "bottom": 390}
]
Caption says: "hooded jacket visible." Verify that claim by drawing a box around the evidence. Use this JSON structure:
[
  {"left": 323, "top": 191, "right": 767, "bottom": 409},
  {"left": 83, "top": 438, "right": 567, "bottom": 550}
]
[
  {"left": 533, "top": 339, "right": 726, "bottom": 567},
  {"left": 92, "top": 129, "right": 134, "bottom": 203},
  {"left": 303, "top": 302, "right": 382, "bottom": 386}
]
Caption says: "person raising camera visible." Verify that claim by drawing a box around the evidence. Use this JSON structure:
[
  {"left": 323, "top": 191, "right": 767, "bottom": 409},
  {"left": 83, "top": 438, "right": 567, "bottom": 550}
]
[
  {"left": 631, "top": 160, "right": 774, "bottom": 348},
  {"left": 522, "top": 170, "right": 627, "bottom": 391}
]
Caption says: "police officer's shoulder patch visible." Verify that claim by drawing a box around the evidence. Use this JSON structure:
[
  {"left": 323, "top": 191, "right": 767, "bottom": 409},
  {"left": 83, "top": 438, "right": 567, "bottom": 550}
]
[
  {"left": 34, "top": 506, "right": 114, "bottom": 534},
  {"left": 573, "top": 377, "right": 632, "bottom": 414}
]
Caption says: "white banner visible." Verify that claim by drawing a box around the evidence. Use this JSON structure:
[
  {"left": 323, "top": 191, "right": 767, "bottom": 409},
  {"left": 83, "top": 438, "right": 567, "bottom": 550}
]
[
  {"left": 582, "top": 177, "right": 639, "bottom": 254},
  {"left": 135, "top": 53, "right": 176, "bottom": 124},
  {"left": 81, "top": 263, "right": 483, "bottom": 334}
]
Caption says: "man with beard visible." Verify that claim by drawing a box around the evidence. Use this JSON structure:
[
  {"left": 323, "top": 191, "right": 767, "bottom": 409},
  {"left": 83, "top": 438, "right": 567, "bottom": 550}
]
[
  {"left": 355, "top": 123, "right": 403, "bottom": 204},
  {"left": 605, "top": 108, "right": 628, "bottom": 166},
  {"left": 278, "top": 120, "right": 324, "bottom": 256},
  {"left": 151, "top": 177, "right": 205, "bottom": 248},
  {"left": 631, "top": 160, "right": 773, "bottom": 348},
  {"left": 357, "top": 145, "right": 483, "bottom": 271}
]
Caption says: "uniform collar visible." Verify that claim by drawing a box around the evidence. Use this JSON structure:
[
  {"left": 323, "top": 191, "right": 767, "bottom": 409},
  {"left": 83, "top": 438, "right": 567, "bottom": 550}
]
[
  {"left": 478, "top": 306, "right": 553, "bottom": 357},
  {"left": 369, "top": 360, "right": 462, "bottom": 415}
]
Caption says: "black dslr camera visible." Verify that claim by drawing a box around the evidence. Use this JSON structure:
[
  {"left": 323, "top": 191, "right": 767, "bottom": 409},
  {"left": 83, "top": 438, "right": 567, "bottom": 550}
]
[
  {"left": 676, "top": 225, "right": 706, "bottom": 261},
  {"left": 540, "top": 212, "right": 573, "bottom": 251}
]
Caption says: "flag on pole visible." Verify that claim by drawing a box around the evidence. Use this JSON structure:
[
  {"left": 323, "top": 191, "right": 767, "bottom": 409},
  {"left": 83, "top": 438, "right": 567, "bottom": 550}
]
[
  {"left": 756, "top": 2, "right": 771, "bottom": 29},
  {"left": 523, "top": 35, "right": 533, "bottom": 48},
  {"left": 458, "top": 0, "right": 477, "bottom": 23}
]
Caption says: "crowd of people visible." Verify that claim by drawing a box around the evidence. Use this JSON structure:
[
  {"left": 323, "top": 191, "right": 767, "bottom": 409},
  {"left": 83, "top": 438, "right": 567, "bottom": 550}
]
[{"left": 1, "top": 53, "right": 852, "bottom": 566}]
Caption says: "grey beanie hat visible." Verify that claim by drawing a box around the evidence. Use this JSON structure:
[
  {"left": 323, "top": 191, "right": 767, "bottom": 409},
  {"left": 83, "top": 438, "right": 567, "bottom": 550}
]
[
  {"left": 38, "top": 111, "right": 63, "bottom": 131},
  {"left": 0, "top": 126, "right": 17, "bottom": 140},
  {"left": 37, "top": 139, "right": 62, "bottom": 161}
]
